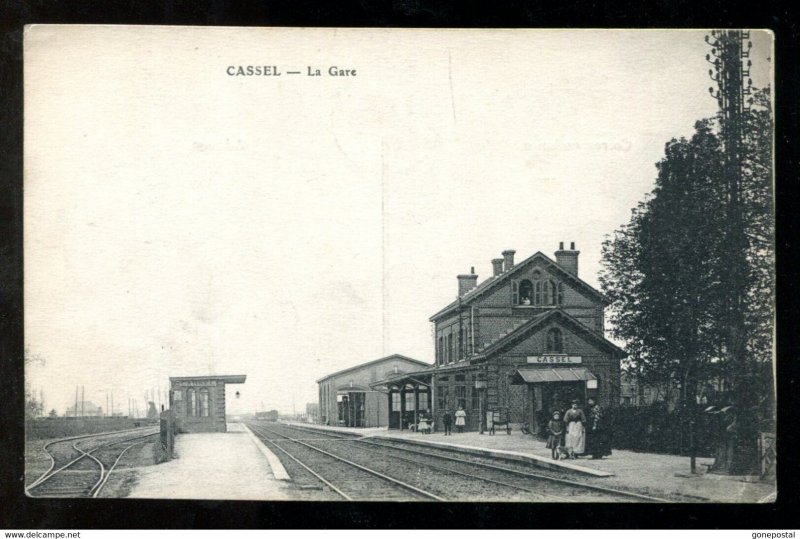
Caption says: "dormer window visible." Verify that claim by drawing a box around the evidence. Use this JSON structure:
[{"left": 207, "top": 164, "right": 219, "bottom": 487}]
[
  {"left": 519, "top": 279, "right": 533, "bottom": 305},
  {"left": 513, "top": 275, "right": 563, "bottom": 307}
]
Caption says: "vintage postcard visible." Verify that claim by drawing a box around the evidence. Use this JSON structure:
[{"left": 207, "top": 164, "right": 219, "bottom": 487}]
[{"left": 23, "top": 26, "right": 775, "bottom": 503}]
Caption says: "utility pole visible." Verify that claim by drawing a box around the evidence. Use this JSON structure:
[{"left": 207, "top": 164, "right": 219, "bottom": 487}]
[
  {"left": 707, "top": 29, "right": 758, "bottom": 474},
  {"left": 74, "top": 386, "right": 78, "bottom": 419}
]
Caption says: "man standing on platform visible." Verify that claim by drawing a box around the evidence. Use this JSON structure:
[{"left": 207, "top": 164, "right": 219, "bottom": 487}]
[{"left": 442, "top": 409, "right": 453, "bottom": 435}]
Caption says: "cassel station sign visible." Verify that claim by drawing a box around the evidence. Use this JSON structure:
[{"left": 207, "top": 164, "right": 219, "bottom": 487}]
[{"left": 526, "top": 355, "right": 582, "bottom": 364}]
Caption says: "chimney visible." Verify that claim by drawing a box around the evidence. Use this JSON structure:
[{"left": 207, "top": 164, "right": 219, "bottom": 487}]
[
  {"left": 491, "top": 258, "right": 504, "bottom": 276},
  {"left": 457, "top": 267, "right": 479, "bottom": 297},
  {"left": 502, "top": 250, "right": 516, "bottom": 272},
  {"left": 555, "top": 241, "right": 580, "bottom": 276}
]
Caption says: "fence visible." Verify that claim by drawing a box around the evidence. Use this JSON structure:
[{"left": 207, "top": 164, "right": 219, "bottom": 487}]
[
  {"left": 155, "top": 408, "right": 176, "bottom": 463},
  {"left": 25, "top": 417, "right": 141, "bottom": 440},
  {"left": 610, "top": 404, "right": 716, "bottom": 456}
]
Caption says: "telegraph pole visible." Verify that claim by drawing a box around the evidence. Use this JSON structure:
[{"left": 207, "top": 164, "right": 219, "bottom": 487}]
[{"left": 707, "top": 30, "right": 757, "bottom": 474}]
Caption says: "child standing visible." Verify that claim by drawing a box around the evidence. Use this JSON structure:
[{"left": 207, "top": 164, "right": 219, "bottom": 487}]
[{"left": 546, "top": 411, "right": 566, "bottom": 460}]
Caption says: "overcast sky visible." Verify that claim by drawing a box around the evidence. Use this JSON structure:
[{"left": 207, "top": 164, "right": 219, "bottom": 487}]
[{"left": 24, "top": 27, "right": 772, "bottom": 415}]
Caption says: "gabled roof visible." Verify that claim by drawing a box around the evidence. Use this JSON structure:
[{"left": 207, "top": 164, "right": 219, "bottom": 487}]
[
  {"left": 430, "top": 251, "right": 608, "bottom": 322},
  {"left": 370, "top": 365, "right": 437, "bottom": 389},
  {"left": 473, "top": 309, "right": 626, "bottom": 359},
  {"left": 316, "top": 354, "right": 433, "bottom": 383}
]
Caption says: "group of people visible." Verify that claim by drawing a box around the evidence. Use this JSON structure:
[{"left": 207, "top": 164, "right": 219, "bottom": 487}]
[
  {"left": 440, "top": 406, "right": 467, "bottom": 435},
  {"left": 414, "top": 406, "right": 467, "bottom": 435},
  {"left": 545, "top": 399, "right": 612, "bottom": 460}
]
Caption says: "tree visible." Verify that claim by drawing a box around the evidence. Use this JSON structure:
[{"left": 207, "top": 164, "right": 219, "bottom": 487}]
[
  {"left": 24, "top": 348, "right": 45, "bottom": 421},
  {"left": 601, "top": 88, "right": 773, "bottom": 473},
  {"left": 600, "top": 120, "right": 729, "bottom": 471}
]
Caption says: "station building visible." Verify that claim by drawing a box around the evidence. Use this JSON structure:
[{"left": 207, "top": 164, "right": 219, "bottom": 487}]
[
  {"left": 169, "top": 374, "right": 246, "bottom": 433},
  {"left": 317, "top": 354, "right": 432, "bottom": 427},
  {"left": 374, "top": 244, "right": 625, "bottom": 434}
]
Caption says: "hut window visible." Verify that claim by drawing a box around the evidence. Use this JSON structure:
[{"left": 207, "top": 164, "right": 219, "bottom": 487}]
[
  {"left": 419, "top": 392, "right": 429, "bottom": 411},
  {"left": 404, "top": 391, "right": 416, "bottom": 411},
  {"left": 187, "top": 388, "right": 196, "bottom": 417},
  {"left": 391, "top": 392, "right": 401, "bottom": 412},
  {"left": 557, "top": 282, "right": 564, "bottom": 305},
  {"left": 199, "top": 388, "right": 210, "bottom": 417}
]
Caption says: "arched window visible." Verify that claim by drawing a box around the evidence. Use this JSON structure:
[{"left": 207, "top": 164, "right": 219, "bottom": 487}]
[
  {"left": 199, "top": 388, "right": 210, "bottom": 417},
  {"left": 557, "top": 282, "right": 564, "bottom": 305},
  {"left": 187, "top": 388, "right": 197, "bottom": 417},
  {"left": 546, "top": 328, "right": 563, "bottom": 353},
  {"left": 534, "top": 281, "right": 542, "bottom": 305},
  {"left": 548, "top": 280, "right": 558, "bottom": 306},
  {"left": 449, "top": 333, "right": 455, "bottom": 362},
  {"left": 518, "top": 279, "right": 533, "bottom": 305}
]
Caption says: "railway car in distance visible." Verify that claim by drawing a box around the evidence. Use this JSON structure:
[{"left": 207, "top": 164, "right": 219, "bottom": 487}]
[{"left": 255, "top": 410, "right": 279, "bottom": 422}]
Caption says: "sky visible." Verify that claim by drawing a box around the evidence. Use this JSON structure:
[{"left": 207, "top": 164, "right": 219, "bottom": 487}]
[{"left": 24, "top": 27, "right": 773, "bottom": 416}]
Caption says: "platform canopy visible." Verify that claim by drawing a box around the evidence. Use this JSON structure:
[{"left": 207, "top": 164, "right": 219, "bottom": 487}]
[{"left": 511, "top": 367, "right": 596, "bottom": 384}]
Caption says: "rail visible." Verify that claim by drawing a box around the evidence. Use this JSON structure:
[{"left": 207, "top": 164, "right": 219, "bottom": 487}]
[{"left": 248, "top": 422, "right": 444, "bottom": 501}]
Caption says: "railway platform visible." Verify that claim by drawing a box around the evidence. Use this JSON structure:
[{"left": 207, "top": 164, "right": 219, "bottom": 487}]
[
  {"left": 282, "top": 421, "right": 776, "bottom": 503},
  {"left": 128, "top": 422, "right": 290, "bottom": 500}
]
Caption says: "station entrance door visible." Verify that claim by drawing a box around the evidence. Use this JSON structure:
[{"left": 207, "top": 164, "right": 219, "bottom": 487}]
[
  {"left": 530, "top": 382, "right": 585, "bottom": 436},
  {"left": 337, "top": 391, "right": 366, "bottom": 427}
]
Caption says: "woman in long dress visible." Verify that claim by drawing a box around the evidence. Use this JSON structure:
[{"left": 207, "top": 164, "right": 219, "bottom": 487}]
[
  {"left": 563, "top": 400, "right": 586, "bottom": 459},
  {"left": 588, "top": 404, "right": 612, "bottom": 458},
  {"left": 455, "top": 406, "right": 467, "bottom": 433}
]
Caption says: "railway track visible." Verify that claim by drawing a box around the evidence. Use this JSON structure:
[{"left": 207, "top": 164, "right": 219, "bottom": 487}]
[
  {"left": 247, "top": 422, "right": 442, "bottom": 501},
  {"left": 27, "top": 427, "right": 159, "bottom": 498},
  {"left": 259, "top": 422, "right": 671, "bottom": 503}
]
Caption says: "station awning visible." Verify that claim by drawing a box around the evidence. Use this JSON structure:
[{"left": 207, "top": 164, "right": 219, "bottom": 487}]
[{"left": 511, "top": 367, "right": 596, "bottom": 384}]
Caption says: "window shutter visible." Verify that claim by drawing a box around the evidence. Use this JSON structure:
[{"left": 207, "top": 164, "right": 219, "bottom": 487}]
[{"left": 511, "top": 280, "right": 519, "bottom": 305}]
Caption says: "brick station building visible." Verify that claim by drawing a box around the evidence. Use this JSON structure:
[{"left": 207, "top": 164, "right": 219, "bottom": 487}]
[{"left": 377, "top": 243, "right": 625, "bottom": 434}]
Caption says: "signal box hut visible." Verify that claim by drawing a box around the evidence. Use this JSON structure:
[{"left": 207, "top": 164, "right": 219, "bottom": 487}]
[{"left": 170, "top": 375, "right": 246, "bottom": 433}]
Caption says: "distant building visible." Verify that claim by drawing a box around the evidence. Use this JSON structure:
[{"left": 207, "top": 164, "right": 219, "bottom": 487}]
[
  {"left": 305, "top": 402, "right": 319, "bottom": 423},
  {"left": 317, "top": 354, "right": 432, "bottom": 427},
  {"left": 65, "top": 401, "right": 103, "bottom": 417}
]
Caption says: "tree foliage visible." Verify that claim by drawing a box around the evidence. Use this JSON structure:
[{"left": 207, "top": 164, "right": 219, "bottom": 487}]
[{"left": 600, "top": 88, "right": 774, "bottom": 413}]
